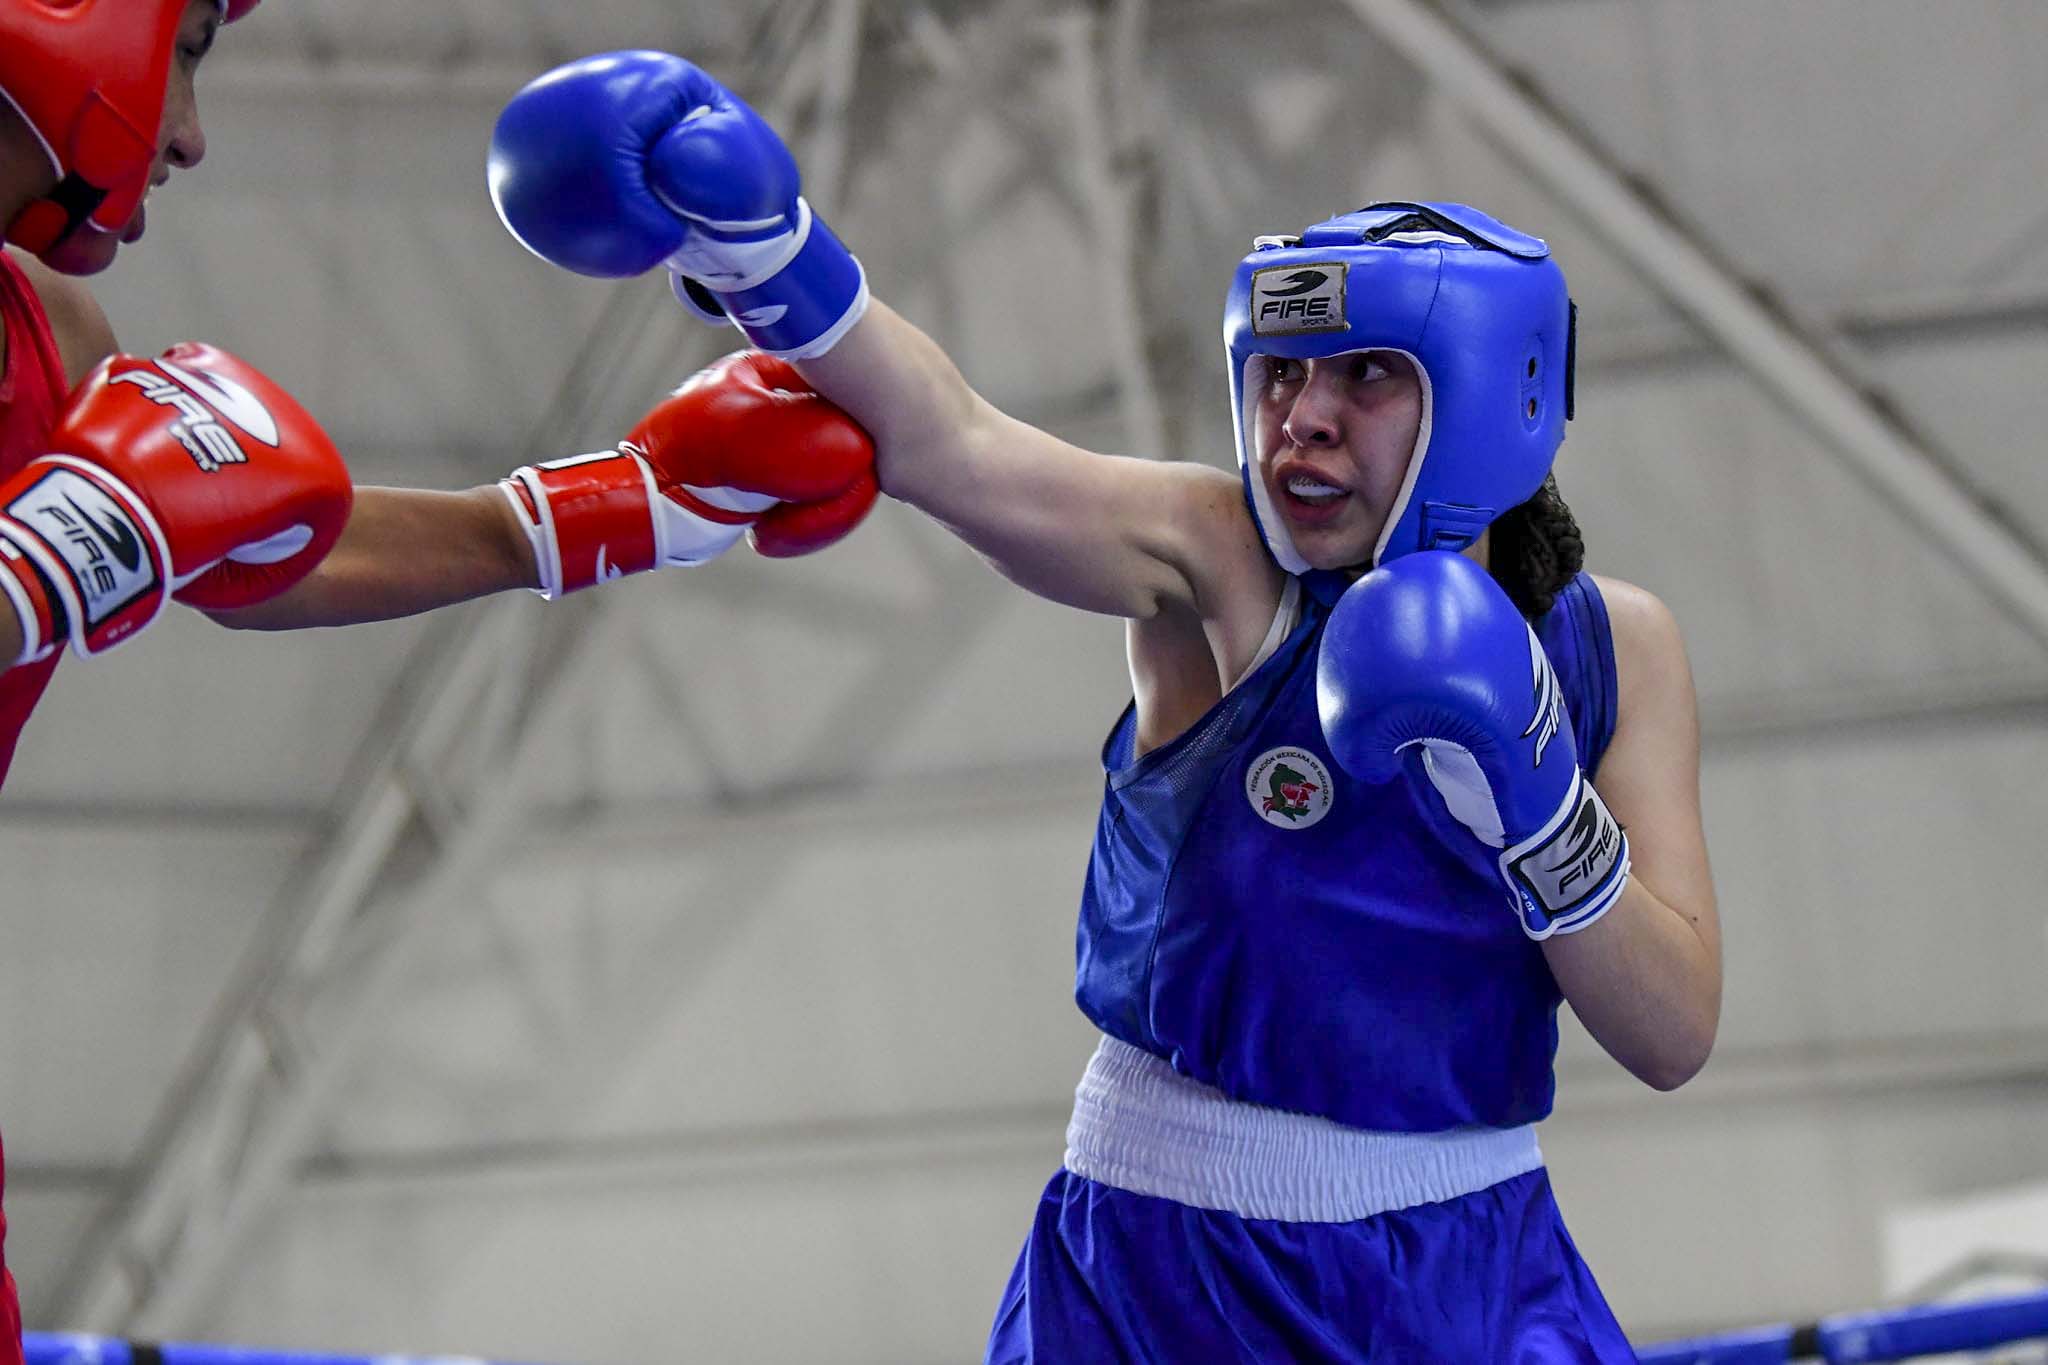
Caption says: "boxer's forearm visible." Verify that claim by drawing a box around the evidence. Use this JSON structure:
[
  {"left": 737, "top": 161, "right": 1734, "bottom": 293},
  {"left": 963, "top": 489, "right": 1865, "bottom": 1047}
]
[
  {"left": 1544, "top": 875, "right": 1720, "bottom": 1092},
  {"left": 204, "top": 485, "right": 538, "bottom": 629},
  {"left": 800, "top": 300, "right": 990, "bottom": 508},
  {"left": 801, "top": 301, "right": 1229, "bottom": 621}
]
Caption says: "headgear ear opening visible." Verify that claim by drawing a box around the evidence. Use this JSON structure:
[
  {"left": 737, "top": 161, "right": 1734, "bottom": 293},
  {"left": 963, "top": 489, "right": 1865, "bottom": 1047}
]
[{"left": 1565, "top": 299, "right": 1578, "bottom": 423}]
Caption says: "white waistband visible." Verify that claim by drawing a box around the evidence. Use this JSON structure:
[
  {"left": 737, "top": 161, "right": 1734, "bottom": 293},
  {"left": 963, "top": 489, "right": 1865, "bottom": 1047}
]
[{"left": 1063, "top": 1036, "right": 1543, "bottom": 1224}]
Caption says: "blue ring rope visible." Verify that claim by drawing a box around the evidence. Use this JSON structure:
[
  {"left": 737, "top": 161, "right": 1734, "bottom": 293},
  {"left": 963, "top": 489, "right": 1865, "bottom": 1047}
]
[
  {"left": 26, "top": 1334, "right": 547, "bottom": 1365},
  {"left": 1639, "top": 1287, "right": 2048, "bottom": 1363},
  {"left": 27, "top": 1290, "right": 2048, "bottom": 1365}
]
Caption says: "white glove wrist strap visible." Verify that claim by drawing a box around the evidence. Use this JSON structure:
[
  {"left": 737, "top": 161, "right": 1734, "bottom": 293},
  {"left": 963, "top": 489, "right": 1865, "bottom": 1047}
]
[
  {"left": 0, "top": 458, "right": 171, "bottom": 656},
  {"left": 0, "top": 538, "right": 52, "bottom": 666},
  {"left": 497, "top": 477, "right": 560, "bottom": 600}
]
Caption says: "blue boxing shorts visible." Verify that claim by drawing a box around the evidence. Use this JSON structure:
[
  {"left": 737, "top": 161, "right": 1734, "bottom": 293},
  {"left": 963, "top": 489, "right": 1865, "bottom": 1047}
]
[{"left": 985, "top": 1038, "right": 1637, "bottom": 1364}]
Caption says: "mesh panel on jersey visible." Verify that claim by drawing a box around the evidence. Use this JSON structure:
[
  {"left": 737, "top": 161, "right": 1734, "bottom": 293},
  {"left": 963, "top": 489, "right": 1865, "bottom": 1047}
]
[{"left": 1139, "top": 686, "right": 1263, "bottom": 804}]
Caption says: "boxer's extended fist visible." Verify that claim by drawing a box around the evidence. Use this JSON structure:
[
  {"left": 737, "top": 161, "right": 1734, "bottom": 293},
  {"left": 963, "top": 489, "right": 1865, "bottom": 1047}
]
[
  {"left": 500, "top": 351, "right": 878, "bottom": 597},
  {"left": 0, "top": 344, "right": 352, "bottom": 661},
  {"left": 488, "top": 50, "right": 866, "bottom": 360}
]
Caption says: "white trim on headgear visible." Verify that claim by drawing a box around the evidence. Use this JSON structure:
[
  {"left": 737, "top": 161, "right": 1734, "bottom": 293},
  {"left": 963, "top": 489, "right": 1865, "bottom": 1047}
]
[
  {"left": 1372, "top": 351, "right": 1433, "bottom": 567},
  {"left": 1238, "top": 351, "right": 1307, "bottom": 575}
]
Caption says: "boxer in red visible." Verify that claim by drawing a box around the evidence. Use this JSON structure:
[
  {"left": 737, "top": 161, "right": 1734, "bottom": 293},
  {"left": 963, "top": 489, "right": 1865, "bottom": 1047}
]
[{"left": 0, "top": 5, "right": 880, "bottom": 1355}]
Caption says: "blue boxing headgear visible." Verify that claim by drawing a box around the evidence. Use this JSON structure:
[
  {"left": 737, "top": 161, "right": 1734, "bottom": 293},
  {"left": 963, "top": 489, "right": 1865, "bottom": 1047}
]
[{"left": 1224, "top": 201, "right": 1575, "bottom": 574}]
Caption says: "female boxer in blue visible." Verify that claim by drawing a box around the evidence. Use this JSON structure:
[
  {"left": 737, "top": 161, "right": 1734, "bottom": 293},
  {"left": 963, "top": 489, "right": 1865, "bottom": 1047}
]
[{"left": 489, "top": 52, "right": 1722, "bottom": 1364}]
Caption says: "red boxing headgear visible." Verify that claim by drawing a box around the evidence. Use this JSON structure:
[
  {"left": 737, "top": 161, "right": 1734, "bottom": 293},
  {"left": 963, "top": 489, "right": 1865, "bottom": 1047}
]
[{"left": 0, "top": 0, "right": 262, "bottom": 257}]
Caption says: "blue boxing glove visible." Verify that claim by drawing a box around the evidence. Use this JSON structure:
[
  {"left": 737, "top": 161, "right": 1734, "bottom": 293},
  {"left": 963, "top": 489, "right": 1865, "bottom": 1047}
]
[
  {"left": 487, "top": 50, "right": 868, "bottom": 360},
  {"left": 1316, "top": 552, "right": 1630, "bottom": 939}
]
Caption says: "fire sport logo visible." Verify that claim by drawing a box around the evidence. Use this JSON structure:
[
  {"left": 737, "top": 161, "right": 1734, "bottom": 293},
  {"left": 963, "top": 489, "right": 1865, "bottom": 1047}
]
[
  {"left": 1249, "top": 263, "right": 1347, "bottom": 337},
  {"left": 1508, "top": 775, "right": 1625, "bottom": 920},
  {"left": 110, "top": 358, "right": 282, "bottom": 474},
  {"left": 2, "top": 466, "right": 157, "bottom": 627},
  {"left": 1245, "top": 746, "right": 1335, "bottom": 829}
]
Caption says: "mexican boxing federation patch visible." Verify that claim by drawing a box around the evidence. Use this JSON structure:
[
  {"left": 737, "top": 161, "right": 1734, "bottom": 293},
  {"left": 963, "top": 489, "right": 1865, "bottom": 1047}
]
[
  {"left": 1245, "top": 746, "right": 1335, "bottom": 829},
  {"left": 1249, "top": 262, "right": 1348, "bottom": 337}
]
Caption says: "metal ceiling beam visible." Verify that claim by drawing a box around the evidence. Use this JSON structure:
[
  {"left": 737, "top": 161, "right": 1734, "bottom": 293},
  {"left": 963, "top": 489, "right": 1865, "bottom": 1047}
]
[
  {"left": 1341, "top": 0, "right": 2048, "bottom": 654},
  {"left": 1581, "top": 286, "right": 2048, "bottom": 376},
  {"left": 48, "top": 582, "right": 610, "bottom": 1333},
  {"left": 80, "top": 608, "right": 637, "bottom": 1337},
  {"left": 0, "top": 800, "right": 318, "bottom": 836},
  {"left": 33, "top": 1025, "right": 2048, "bottom": 1199},
  {"left": 12, "top": 656, "right": 2048, "bottom": 851},
  {"left": 277, "top": 1024, "right": 2048, "bottom": 1190}
]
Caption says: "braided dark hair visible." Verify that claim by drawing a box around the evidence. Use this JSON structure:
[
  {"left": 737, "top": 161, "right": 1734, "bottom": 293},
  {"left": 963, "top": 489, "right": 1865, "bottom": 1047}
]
[{"left": 1487, "top": 473, "right": 1584, "bottom": 618}]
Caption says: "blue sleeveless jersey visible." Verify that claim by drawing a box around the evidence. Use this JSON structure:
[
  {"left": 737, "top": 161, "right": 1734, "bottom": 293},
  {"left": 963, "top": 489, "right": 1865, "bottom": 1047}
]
[{"left": 1074, "top": 572, "right": 1617, "bottom": 1132}]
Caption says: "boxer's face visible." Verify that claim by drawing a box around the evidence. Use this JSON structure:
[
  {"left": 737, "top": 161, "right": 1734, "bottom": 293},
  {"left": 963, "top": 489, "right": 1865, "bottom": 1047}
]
[
  {"left": 41, "top": 0, "right": 216, "bottom": 276},
  {"left": 1251, "top": 350, "right": 1424, "bottom": 572}
]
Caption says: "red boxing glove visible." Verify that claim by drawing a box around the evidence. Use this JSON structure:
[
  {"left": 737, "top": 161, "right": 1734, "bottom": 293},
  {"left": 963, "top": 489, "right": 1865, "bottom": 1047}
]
[
  {"left": 0, "top": 344, "right": 353, "bottom": 661},
  {"left": 500, "top": 351, "right": 877, "bottom": 597}
]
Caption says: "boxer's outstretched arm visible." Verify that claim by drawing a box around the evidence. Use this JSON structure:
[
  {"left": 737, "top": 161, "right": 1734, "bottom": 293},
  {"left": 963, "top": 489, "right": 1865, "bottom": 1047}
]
[
  {"left": 487, "top": 53, "right": 1275, "bottom": 631},
  {"left": 804, "top": 302, "right": 1270, "bottom": 623},
  {"left": 203, "top": 484, "right": 535, "bottom": 629},
  {"left": 210, "top": 351, "right": 879, "bottom": 628},
  {"left": 0, "top": 509, "right": 431, "bottom": 654}
]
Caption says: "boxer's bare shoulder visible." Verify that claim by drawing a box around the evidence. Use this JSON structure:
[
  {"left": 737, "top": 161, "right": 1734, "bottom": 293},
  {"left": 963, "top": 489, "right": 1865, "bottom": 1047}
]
[{"left": 7, "top": 248, "right": 116, "bottom": 384}]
